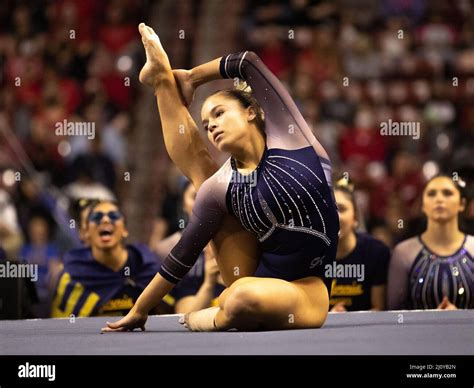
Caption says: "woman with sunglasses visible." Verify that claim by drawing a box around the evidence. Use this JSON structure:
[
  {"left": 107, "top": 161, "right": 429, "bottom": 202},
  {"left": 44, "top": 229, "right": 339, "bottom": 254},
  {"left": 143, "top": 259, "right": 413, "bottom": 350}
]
[{"left": 51, "top": 201, "right": 166, "bottom": 317}]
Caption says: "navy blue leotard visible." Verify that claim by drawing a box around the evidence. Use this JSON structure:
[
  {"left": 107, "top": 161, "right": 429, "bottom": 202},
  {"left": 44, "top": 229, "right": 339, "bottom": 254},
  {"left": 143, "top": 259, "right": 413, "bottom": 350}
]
[
  {"left": 159, "top": 51, "right": 339, "bottom": 291},
  {"left": 388, "top": 235, "right": 474, "bottom": 309}
]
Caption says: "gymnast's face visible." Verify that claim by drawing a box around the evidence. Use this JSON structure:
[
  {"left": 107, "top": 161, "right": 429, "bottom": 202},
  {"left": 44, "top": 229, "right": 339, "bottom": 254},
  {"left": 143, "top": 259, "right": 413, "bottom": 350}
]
[
  {"left": 201, "top": 93, "right": 257, "bottom": 154},
  {"left": 86, "top": 202, "right": 128, "bottom": 250},
  {"left": 422, "top": 177, "right": 465, "bottom": 223},
  {"left": 335, "top": 190, "right": 358, "bottom": 240}
]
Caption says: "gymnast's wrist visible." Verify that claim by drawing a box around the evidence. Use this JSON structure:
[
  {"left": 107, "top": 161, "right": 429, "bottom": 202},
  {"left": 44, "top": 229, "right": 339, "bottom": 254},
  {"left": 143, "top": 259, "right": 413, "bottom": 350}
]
[{"left": 132, "top": 297, "right": 153, "bottom": 315}]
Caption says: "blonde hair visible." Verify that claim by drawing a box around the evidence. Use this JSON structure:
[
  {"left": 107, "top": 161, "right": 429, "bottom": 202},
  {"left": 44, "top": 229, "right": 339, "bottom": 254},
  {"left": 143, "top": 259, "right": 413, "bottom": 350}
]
[
  {"left": 235, "top": 80, "right": 252, "bottom": 93},
  {"left": 334, "top": 175, "right": 366, "bottom": 232}
]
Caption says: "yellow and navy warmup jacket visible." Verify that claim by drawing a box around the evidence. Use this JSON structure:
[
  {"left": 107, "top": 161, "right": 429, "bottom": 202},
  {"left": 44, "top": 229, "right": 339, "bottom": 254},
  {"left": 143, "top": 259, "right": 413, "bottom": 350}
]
[
  {"left": 162, "top": 253, "right": 225, "bottom": 309},
  {"left": 52, "top": 244, "right": 160, "bottom": 317}
]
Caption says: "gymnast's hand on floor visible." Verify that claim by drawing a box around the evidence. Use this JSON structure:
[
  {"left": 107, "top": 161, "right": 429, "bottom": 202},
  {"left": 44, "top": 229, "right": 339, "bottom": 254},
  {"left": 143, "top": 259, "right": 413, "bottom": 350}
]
[
  {"left": 173, "top": 69, "right": 195, "bottom": 107},
  {"left": 101, "top": 308, "right": 148, "bottom": 332},
  {"left": 138, "top": 22, "right": 172, "bottom": 87}
]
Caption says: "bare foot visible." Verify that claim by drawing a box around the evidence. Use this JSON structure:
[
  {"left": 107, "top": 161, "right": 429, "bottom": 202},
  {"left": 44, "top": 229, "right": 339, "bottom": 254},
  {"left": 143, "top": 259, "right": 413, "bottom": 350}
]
[
  {"left": 178, "top": 307, "right": 220, "bottom": 332},
  {"left": 138, "top": 23, "right": 172, "bottom": 87}
]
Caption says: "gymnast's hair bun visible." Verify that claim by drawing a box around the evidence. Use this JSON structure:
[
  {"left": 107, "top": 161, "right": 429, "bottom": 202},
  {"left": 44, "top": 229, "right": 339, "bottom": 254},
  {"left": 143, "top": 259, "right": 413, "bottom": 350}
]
[
  {"left": 335, "top": 175, "right": 355, "bottom": 193},
  {"left": 235, "top": 80, "right": 252, "bottom": 93}
]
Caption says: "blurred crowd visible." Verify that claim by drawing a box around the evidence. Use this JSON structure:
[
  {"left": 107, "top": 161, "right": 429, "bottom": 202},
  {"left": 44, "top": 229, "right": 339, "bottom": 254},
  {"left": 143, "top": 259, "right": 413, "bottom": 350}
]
[
  {"left": 1, "top": 0, "right": 474, "bottom": 319},
  {"left": 0, "top": 0, "right": 144, "bottom": 256}
]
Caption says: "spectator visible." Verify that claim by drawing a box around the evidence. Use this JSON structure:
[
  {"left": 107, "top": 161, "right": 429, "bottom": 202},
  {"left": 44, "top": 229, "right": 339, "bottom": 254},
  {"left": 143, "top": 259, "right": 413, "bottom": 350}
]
[
  {"left": 51, "top": 200, "right": 165, "bottom": 317},
  {"left": 19, "top": 214, "right": 60, "bottom": 317},
  {"left": 339, "top": 106, "right": 387, "bottom": 164},
  {"left": 68, "top": 134, "right": 117, "bottom": 192},
  {"left": 70, "top": 198, "right": 100, "bottom": 246},
  {"left": 149, "top": 165, "right": 188, "bottom": 245}
]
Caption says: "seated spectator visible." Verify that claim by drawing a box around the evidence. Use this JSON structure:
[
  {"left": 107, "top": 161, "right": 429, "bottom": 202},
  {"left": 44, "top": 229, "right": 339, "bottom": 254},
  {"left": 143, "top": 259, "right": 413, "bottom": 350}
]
[
  {"left": 330, "top": 177, "right": 391, "bottom": 312},
  {"left": 0, "top": 246, "right": 38, "bottom": 320},
  {"left": 339, "top": 106, "right": 387, "bottom": 164},
  {"left": 51, "top": 200, "right": 165, "bottom": 317},
  {"left": 388, "top": 175, "right": 474, "bottom": 310},
  {"left": 20, "top": 214, "right": 61, "bottom": 317},
  {"left": 149, "top": 165, "right": 186, "bottom": 246},
  {"left": 155, "top": 182, "right": 225, "bottom": 314},
  {"left": 68, "top": 135, "right": 117, "bottom": 192}
]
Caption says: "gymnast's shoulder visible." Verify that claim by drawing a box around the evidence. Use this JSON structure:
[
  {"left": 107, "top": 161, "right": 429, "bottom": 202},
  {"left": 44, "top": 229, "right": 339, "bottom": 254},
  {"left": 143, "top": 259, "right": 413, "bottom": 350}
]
[
  {"left": 462, "top": 234, "right": 474, "bottom": 255},
  {"left": 391, "top": 236, "right": 423, "bottom": 259},
  {"left": 201, "top": 157, "right": 234, "bottom": 189}
]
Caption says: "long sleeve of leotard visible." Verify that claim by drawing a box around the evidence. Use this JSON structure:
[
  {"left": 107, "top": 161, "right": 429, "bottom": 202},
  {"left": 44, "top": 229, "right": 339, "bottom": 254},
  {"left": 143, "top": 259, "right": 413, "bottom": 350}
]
[
  {"left": 220, "top": 51, "right": 326, "bottom": 155},
  {"left": 387, "top": 238, "right": 421, "bottom": 310},
  {"left": 158, "top": 176, "right": 227, "bottom": 284}
]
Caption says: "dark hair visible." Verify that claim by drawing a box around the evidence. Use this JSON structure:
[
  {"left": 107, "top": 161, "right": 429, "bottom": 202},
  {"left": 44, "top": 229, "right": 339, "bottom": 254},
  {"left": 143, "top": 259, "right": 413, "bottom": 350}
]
[
  {"left": 418, "top": 174, "right": 468, "bottom": 234},
  {"left": 423, "top": 174, "right": 467, "bottom": 200},
  {"left": 71, "top": 198, "right": 100, "bottom": 226},
  {"left": 209, "top": 89, "right": 265, "bottom": 132},
  {"left": 27, "top": 212, "right": 54, "bottom": 242}
]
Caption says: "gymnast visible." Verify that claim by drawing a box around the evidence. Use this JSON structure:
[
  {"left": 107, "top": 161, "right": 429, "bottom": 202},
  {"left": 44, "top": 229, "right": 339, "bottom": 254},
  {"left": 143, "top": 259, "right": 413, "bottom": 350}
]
[
  {"left": 388, "top": 175, "right": 474, "bottom": 310},
  {"left": 103, "top": 23, "right": 339, "bottom": 332}
]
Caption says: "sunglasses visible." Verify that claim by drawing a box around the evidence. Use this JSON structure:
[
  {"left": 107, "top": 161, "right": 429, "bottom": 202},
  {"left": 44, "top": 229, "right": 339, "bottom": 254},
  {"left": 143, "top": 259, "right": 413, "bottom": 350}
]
[{"left": 88, "top": 211, "right": 123, "bottom": 224}]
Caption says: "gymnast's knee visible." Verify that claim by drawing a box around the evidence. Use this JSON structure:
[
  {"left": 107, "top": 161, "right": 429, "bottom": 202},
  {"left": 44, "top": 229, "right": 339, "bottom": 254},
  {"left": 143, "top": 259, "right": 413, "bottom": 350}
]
[
  {"left": 218, "top": 277, "right": 256, "bottom": 308},
  {"left": 222, "top": 284, "right": 264, "bottom": 321}
]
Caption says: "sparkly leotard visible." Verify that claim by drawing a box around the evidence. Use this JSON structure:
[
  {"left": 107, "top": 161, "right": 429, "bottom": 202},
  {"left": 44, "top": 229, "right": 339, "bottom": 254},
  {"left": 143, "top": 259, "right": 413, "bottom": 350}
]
[
  {"left": 388, "top": 235, "right": 474, "bottom": 309},
  {"left": 159, "top": 51, "right": 339, "bottom": 291}
]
